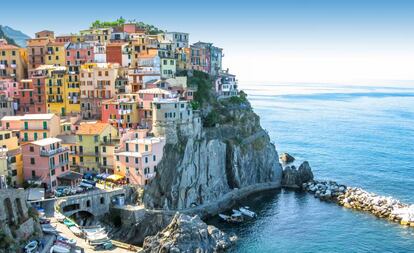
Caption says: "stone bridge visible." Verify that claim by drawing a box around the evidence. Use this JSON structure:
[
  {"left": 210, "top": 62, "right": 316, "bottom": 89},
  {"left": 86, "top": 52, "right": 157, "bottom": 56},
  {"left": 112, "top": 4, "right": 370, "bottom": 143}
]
[{"left": 56, "top": 188, "right": 127, "bottom": 218}]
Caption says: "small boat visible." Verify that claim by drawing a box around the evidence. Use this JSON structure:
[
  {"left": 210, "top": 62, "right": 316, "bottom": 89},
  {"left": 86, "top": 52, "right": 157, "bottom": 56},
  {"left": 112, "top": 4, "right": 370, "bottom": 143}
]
[
  {"left": 24, "top": 240, "right": 38, "bottom": 253},
  {"left": 218, "top": 213, "right": 244, "bottom": 223},
  {"left": 50, "top": 243, "right": 70, "bottom": 253},
  {"left": 83, "top": 226, "right": 105, "bottom": 236},
  {"left": 41, "top": 224, "right": 57, "bottom": 234},
  {"left": 63, "top": 218, "right": 76, "bottom": 227},
  {"left": 239, "top": 207, "right": 257, "bottom": 218},
  {"left": 69, "top": 226, "right": 83, "bottom": 237},
  {"left": 232, "top": 209, "right": 242, "bottom": 216},
  {"left": 56, "top": 236, "right": 76, "bottom": 246},
  {"left": 54, "top": 212, "right": 66, "bottom": 223}
]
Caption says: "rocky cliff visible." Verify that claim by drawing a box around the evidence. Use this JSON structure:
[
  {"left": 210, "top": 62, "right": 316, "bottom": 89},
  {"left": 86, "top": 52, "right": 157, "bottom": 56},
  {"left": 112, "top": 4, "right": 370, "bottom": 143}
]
[
  {"left": 141, "top": 213, "right": 236, "bottom": 253},
  {"left": 144, "top": 72, "right": 282, "bottom": 211}
]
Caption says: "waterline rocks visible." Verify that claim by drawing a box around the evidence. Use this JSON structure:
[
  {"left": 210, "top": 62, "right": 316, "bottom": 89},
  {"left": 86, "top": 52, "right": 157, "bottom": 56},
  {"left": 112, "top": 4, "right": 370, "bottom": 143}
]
[
  {"left": 303, "top": 180, "right": 414, "bottom": 227},
  {"left": 279, "top": 153, "right": 295, "bottom": 165},
  {"left": 141, "top": 213, "right": 237, "bottom": 253},
  {"left": 282, "top": 161, "right": 314, "bottom": 188}
]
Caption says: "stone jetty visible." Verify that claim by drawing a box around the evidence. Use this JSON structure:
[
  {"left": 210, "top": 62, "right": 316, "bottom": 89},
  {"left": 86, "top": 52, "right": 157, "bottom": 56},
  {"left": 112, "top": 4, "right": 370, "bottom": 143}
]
[{"left": 303, "top": 180, "right": 414, "bottom": 227}]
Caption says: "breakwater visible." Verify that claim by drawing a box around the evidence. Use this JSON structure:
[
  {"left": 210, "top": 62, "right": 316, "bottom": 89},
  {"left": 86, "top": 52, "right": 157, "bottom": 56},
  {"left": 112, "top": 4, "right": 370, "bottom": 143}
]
[{"left": 303, "top": 180, "right": 414, "bottom": 227}]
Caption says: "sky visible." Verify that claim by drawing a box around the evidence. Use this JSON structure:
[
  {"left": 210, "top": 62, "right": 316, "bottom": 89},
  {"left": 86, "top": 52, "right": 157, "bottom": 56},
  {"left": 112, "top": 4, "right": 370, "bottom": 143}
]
[{"left": 1, "top": 0, "right": 414, "bottom": 84}]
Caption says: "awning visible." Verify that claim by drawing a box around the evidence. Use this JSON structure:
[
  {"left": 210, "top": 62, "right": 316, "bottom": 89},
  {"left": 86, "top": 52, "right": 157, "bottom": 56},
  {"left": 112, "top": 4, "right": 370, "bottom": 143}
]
[{"left": 106, "top": 174, "right": 124, "bottom": 181}]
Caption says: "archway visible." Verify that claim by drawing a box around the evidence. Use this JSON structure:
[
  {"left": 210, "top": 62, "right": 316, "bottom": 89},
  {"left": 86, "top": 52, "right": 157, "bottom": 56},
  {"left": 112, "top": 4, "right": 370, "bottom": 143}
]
[{"left": 69, "top": 210, "right": 95, "bottom": 227}]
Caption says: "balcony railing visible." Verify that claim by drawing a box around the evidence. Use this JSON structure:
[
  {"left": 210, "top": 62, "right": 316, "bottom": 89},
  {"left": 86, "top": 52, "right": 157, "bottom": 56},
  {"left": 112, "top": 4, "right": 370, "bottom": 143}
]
[{"left": 40, "top": 147, "right": 69, "bottom": 157}]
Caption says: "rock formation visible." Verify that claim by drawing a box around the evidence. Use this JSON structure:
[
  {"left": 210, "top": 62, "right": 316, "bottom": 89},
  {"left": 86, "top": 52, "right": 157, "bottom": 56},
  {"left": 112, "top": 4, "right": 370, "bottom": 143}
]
[
  {"left": 141, "top": 213, "right": 236, "bottom": 253},
  {"left": 144, "top": 83, "right": 282, "bottom": 210},
  {"left": 279, "top": 152, "right": 295, "bottom": 165},
  {"left": 281, "top": 161, "right": 314, "bottom": 188},
  {"left": 0, "top": 189, "right": 42, "bottom": 252}
]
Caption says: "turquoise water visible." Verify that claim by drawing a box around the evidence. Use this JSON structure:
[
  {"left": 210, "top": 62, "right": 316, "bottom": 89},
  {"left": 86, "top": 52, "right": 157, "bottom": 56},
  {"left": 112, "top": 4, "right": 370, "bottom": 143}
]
[{"left": 211, "top": 83, "right": 414, "bottom": 252}]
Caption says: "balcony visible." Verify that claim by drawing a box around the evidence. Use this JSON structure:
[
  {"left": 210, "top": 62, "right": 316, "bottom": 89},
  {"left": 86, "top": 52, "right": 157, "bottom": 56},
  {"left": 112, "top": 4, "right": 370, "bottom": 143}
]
[
  {"left": 40, "top": 147, "right": 69, "bottom": 157},
  {"left": 50, "top": 160, "right": 69, "bottom": 169}
]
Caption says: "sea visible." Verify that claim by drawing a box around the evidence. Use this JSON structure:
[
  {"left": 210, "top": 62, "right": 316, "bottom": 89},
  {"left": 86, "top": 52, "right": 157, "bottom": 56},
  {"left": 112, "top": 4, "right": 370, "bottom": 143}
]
[{"left": 209, "top": 82, "right": 414, "bottom": 253}]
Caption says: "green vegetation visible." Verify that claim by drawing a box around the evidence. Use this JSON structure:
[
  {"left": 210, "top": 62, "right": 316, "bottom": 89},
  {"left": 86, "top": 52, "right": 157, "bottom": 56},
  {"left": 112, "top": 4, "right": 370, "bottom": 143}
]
[
  {"left": 0, "top": 231, "right": 14, "bottom": 249},
  {"left": 91, "top": 17, "right": 126, "bottom": 29},
  {"left": 90, "top": 17, "right": 164, "bottom": 35},
  {"left": 189, "top": 70, "right": 213, "bottom": 107}
]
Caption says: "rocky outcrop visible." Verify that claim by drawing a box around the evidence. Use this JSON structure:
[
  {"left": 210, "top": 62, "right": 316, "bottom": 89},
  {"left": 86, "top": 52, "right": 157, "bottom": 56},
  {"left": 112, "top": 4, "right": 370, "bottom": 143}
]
[
  {"left": 279, "top": 153, "right": 295, "bottom": 165},
  {"left": 281, "top": 161, "right": 314, "bottom": 188},
  {"left": 144, "top": 97, "right": 282, "bottom": 211},
  {"left": 0, "top": 189, "right": 42, "bottom": 253},
  {"left": 141, "top": 213, "right": 236, "bottom": 253}
]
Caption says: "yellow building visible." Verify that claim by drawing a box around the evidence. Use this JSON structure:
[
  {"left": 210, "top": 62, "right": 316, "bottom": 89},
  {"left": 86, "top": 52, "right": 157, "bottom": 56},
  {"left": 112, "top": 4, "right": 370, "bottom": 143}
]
[
  {"left": 80, "top": 28, "right": 112, "bottom": 44},
  {"left": 0, "top": 130, "right": 23, "bottom": 187},
  {"left": 36, "top": 65, "right": 79, "bottom": 116},
  {"left": 0, "top": 39, "right": 28, "bottom": 81},
  {"left": 45, "top": 42, "right": 66, "bottom": 66},
  {"left": 75, "top": 122, "right": 119, "bottom": 174}
]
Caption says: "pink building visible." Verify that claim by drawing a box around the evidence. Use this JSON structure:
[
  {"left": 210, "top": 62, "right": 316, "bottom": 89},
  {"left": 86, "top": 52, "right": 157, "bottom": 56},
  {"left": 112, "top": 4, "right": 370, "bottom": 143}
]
[
  {"left": 65, "top": 42, "right": 95, "bottom": 66},
  {"left": 114, "top": 135, "right": 165, "bottom": 185},
  {"left": 0, "top": 78, "right": 19, "bottom": 98},
  {"left": 22, "top": 138, "right": 69, "bottom": 191},
  {"left": 101, "top": 94, "right": 141, "bottom": 129}
]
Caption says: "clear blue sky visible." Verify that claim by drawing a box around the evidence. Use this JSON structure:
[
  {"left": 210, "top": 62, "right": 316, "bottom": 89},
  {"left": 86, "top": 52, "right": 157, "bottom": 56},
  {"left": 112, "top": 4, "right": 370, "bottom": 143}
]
[{"left": 1, "top": 0, "right": 414, "bottom": 83}]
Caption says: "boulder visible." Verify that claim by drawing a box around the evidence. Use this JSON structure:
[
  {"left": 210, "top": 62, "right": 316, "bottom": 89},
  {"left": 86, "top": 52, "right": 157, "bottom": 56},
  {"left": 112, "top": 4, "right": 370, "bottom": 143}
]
[
  {"left": 282, "top": 161, "right": 313, "bottom": 188},
  {"left": 142, "top": 213, "right": 236, "bottom": 253},
  {"left": 279, "top": 153, "right": 295, "bottom": 164}
]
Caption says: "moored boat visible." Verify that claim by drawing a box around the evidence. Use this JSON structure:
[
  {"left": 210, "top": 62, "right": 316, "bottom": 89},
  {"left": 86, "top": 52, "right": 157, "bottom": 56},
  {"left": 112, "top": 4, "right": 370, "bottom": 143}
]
[
  {"left": 50, "top": 243, "right": 71, "bottom": 253},
  {"left": 24, "top": 240, "right": 38, "bottom": 253},
  {"left": 239, "top": 207, "right": 257, "bottom": 218}
]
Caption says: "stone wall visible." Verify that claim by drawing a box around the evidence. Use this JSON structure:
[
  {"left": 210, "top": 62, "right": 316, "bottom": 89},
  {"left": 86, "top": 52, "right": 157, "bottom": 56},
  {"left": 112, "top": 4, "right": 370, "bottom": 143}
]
[{"left": 0, "top": 188, "right": 41, "bottom": 251}]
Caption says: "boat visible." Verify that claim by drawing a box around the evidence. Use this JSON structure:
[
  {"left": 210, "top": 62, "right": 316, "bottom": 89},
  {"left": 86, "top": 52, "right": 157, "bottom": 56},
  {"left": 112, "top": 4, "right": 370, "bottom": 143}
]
[
  {"left": 56, "top": 236, "right": 77, "bottom": 246},
  {"left": 218, "top": 213, "right": 244, "bottom": 223},
  {"left": 50, "top": 243, "right": 70, "bottom": 253},
  {"left": 232, "top": 209, "right": 242, "bottom": 216},
  {"left": 69, "top": 226, "right": 83, "bottom": 237},
  {"left": 239, "top": 207, "right": 257, "bottom": 218},
  {"left": 41, "top": 224, "right": 57, "bottom": 234},
  {"left": 54, "top": 212, "right": 66, "bottom": 223},
  {"left": 63, "top": 218, "right": 76, "bottom": 227},
  {"left": 24, "top": 240, "right": 38, "bottom": 253},
  {"left": 83, "top": 226, "right": 105, "bottom": 236}
]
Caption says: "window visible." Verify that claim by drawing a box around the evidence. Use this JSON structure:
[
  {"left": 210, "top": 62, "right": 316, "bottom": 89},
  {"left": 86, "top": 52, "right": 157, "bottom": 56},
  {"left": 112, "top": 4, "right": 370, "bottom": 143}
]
[
  {"left": 34, "top": 132, "right": 38, "bottom": 140},
  {"left": 30, "top": 158, "right": 35, "bottom": 164},
  {"left": 153, "top": 155, "right": 156, "bottom": 161},
  {"left": 102, "top": 146, "right": 106, "bottom": 153},
  {"left": 145, "top": 157, "right": 148, "bottom": 163},
  {"left": 135, "top": 157, "right": 139, "bottom": 164},
  {"left": 43, "top": 132, "right": 47, "bottom": 138},
  {"left": 4, "top": 133, "right": 10, "bottom": 139},
  {"left": 100, "top": 197, "right": 105, "bottom": 204},
  {"left": 145, "top": 145, "right": 148, "bottom": 151},
  {"left": 125, "top": 157, "right": 129, "bottom": 163},
  {"left": 24, "top": 121, "right": 28, "bottom": 130},
  {"left": 79, "top": 136, "right": 83, "bottom": 141},
  {"left": 43, "top": 121, "right": 47, "bottom": 130},
  {"left": 23, "top": 133, "right": 28, "bottom": 141},
  {"left": 94, "top": 135, "right": 98, "bottom": 142},
  {"left": 116, "top": 156, "right": 119, "bottom": 161}
]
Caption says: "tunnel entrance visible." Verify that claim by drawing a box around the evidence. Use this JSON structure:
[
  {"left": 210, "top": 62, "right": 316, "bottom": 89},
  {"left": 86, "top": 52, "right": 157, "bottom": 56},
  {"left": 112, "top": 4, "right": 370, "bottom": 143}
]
[{"left": 70, "top": 210, "right": 95, "bottom": 227}]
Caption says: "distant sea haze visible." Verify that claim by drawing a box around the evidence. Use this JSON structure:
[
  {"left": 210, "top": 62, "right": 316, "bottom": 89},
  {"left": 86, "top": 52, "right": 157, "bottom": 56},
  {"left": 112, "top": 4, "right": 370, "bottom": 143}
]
[{"left": 211, "top": 83, "right": 414, "bottom": 252}]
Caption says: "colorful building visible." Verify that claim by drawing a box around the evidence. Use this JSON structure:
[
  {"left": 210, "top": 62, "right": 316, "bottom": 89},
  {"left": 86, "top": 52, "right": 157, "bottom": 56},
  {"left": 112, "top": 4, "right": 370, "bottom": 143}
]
[
  {"left": 80, "top": 63, "right": 119, "bottom": 119},
  {"left": 45, "top": 41, "right": 66, "bottom": 66},
  {"left": 191, "top": 42, "right": 223, "bottom": 76},
  {"left": 115, "top": 134, "right": 165, "bottom": 185},
  {"left": 0, "top": 39, "right": 28, "bottom": 81},
  {"left": 0, "top": 130, "right": 23, "bottom": 187},
  {"left": 106, "top": 42, "right": 130, "bottom": 67},
  {"left": 43, "top": 65, "right": 67, "bottom": 115},
  {"left": 101, "top": 94, "right": 141, "bottom": 129},
  {"left": 0, "top": 78, "right": 19, "bottom": 98},
  {"left": 1, "top": 113, "right": 61, "bottom": 142},
  {"left": 15, "top": 79, "right": 35, "bottom": 114},
  {"left": 27, "top": 37, "right": 51, "bottom": 71},
  {"left": 75, "top": 122, "right": 119, "bottom": 174},
  {"left": 160, "top": 57, "right": 176, "bottom": 79},
  {"left": 22, "top": 137, "right": 69, "bottom": 191}
]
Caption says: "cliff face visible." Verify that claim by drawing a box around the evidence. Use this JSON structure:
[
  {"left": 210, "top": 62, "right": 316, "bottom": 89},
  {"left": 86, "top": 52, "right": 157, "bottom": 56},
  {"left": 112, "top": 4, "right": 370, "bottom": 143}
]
[{"left": 144, "top": 85, "right": 282, "bottom": 210}]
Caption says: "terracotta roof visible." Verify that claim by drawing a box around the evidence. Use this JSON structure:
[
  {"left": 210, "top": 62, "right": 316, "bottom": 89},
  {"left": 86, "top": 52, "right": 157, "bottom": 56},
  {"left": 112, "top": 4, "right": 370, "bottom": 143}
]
[
  {"left": 0, "top": 44, "right": 20, "bottom": 50},
  {"left": 27, "top": 38, "right": 50, "bottom": 47},
  {"left": 76, "top": 122, "right": 110, "bottom": 135}
]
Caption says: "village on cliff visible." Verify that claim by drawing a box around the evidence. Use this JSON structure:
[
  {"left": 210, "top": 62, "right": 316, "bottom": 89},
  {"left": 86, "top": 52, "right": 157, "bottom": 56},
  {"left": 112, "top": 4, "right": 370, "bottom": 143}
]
[{"left": 0, "top": 18, "right": 241, "bottom": 252}]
